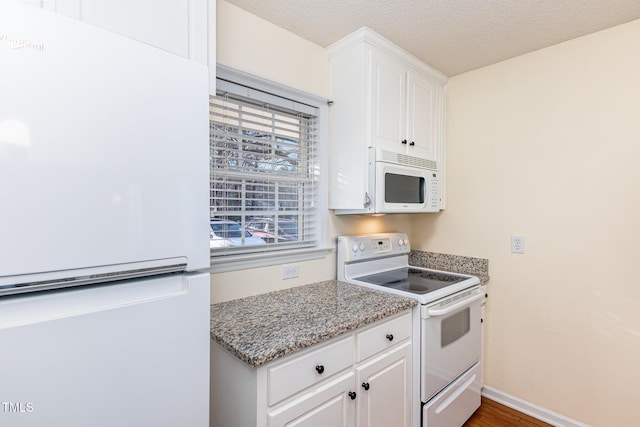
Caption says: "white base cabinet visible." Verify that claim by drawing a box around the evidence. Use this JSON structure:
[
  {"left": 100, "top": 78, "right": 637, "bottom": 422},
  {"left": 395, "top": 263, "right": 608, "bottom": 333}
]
[
  {"left": 328, "top": 27, "right": 447, "bottom": 211},
  {"left": 356, "top": 342, "right": 412, "bottom": 427},
  {"left": 268, "top": 372, "right": 355, "bottom": 427},
  {"left": 210, "top": 310, "right": 413, "bottom": 427}
]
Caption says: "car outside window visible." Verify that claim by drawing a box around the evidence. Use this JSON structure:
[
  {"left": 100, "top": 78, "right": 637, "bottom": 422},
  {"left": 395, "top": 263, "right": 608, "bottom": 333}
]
[{"left": 209, "top": 219, "right": 266, "bottom": 248}]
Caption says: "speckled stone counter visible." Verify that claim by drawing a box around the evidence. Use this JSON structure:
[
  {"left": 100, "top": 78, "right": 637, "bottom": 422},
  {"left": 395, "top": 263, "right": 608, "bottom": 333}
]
[
  {"left": 409, "top": 250, "right": 490, "bottom": 283},
  {"left": 210, "top": 280, "right": 417, "bottom": 368}
]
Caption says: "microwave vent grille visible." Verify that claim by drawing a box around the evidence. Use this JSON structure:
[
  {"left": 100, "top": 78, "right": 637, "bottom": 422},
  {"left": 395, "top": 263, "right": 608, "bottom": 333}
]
[{"left": 379, "top": 150, "right": 437, "bottom": 170}]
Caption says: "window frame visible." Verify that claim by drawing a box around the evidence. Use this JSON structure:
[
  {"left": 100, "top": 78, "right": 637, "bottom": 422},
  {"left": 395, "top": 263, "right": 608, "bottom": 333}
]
[{"left": 209, "top": 64, "right": 330, "bottom": 273}]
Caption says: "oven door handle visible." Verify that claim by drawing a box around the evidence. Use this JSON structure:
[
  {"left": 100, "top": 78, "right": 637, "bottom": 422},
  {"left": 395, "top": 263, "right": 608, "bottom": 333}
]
[{"left": 425, "top": 292, "right": 483, "bottom": 318}]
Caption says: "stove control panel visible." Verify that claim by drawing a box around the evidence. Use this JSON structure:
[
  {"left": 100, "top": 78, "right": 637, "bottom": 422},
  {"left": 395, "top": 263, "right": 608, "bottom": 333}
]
[
  {"left": 337, "top": 233, "right": 410, "bottom": 263},
  {"left": 371, "top": 238, "right": 392, "bottom": 253}
]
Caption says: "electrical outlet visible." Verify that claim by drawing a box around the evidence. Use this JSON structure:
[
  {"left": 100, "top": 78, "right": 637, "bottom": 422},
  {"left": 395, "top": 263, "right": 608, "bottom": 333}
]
[
  {"left": 282, "top": 264, "right": 300, "bottom": 280},
  {"left": 511, "top": 235, "right": 525, "bottom": 254}
]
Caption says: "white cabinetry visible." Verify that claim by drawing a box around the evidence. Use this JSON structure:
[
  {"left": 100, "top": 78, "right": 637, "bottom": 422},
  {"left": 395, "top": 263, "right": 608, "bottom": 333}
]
[
  {"left": 210, "top": 310, "right": 413, "bottom": 427},
  {"left": 20, "top": 0, "right": 216, "bottom": 90},
  {"left": 268, "top": 371, "right": 356, "bottom": 427},
  {"left": 369, "top": 47, "right": 443, "bottom": 160},
  {"left": 328, "top": 27, "right": 447, "bottom": 210},
  {"left": 406, "top": 69, "right": 444, "bottom": 161},
  {"left": 356, "top": 342, "right": 412, "bottom": 427}
]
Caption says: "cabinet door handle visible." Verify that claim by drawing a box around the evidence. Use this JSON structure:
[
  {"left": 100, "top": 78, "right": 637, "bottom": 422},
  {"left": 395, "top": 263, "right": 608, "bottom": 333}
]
[
  {"left": 348, "top": 391, "right": 357, "bottom": 400},
  {"left": 362, "top": 382, "right": 370, "bottom": 391},
  {"left": 386, "top": 334, "right": 394, "bottom": 342},
  {"left": 401, "top": 139, "right": 408, "bottom": 145},
  {"left": 315, "top": 365, "right": 325, "bottom": 374},
  {"left": 409, "top": 141, "right": 415, "bottom": 146}
]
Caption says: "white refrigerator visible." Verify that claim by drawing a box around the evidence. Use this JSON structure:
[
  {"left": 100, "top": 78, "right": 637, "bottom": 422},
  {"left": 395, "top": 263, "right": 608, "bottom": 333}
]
[{"left": 0, "top": 3, "right": 211, "bottom": 426}]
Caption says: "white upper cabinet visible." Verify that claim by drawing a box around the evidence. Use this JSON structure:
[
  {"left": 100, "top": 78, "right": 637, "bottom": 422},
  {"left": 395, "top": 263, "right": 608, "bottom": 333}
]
[
  {"left": 370, "top": 47, "right": 407, "bottom": 153},
  {"left": 368, "top": 45, "right": 444, "bottom": 161},
  {"left": 329, "top": 26, "right": 447, "bottom": 162},
  {"left": 22, "top": 0, "right": 216, "bottom": 90},
  {"left": 328, "top": 27, "right": 447, "bottom": 210},
  {"left": 406, "top": 69, "right": 444, "bottom": 161}
]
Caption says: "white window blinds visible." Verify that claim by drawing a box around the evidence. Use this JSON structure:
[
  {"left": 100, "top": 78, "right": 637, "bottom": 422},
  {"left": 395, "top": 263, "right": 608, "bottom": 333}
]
[{"left": 209, "top": 81, "right": 319, "bottom": 255}]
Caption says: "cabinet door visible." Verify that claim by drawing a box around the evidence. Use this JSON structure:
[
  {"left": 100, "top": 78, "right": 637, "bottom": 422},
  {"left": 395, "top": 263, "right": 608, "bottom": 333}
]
[
  {"left": 267, "top": 372, "right": 356, "bottom": 427},
  {"left": 356, "top": 342, "right": 412, "bottom": 427},
  {"left": 22, "top": 0, "right": 209, "bottom": 64},
  {"left": 79, "top": 0, "right": 193, "bottom": 59},
  {"left": 406, "top": 69, "right": 439, "bottom": 162},
  {"left": 369, "top": 47, "right": 406, "bottom": 154}
]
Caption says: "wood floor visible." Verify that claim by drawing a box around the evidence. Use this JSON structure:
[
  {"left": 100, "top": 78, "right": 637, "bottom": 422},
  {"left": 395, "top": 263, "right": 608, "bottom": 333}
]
[{"left": 463, "top": 397, "right": 553, "bottom": 427}]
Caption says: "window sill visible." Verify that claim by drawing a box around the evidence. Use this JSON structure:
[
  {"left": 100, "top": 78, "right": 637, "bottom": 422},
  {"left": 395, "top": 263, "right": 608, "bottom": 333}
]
[{"left": 209, "top": 246, "right": 333, "bottom": 274}]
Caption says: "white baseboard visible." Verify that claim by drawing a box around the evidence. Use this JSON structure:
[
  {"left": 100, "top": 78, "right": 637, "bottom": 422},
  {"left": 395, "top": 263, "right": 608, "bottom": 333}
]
[{"left": 481, "top": 386, "right": 590, "bottom": 427}]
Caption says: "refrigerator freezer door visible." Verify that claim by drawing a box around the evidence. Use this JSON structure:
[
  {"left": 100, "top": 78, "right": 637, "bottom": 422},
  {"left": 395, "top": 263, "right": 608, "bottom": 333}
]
[
  {"left": 0, "top": 273, "right": 210, "bottom": 427},
  {"left": 0, "top": 3, "right": 210, "bottom": 287}
]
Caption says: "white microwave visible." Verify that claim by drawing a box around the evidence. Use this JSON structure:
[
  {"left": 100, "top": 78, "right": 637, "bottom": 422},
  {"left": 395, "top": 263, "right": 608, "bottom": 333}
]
[
  {"left": 373, "top": 148, "right": 441, "bottom": 213},
  {"left": 334, "top": 148, "right": 441, "bottom": 215}
]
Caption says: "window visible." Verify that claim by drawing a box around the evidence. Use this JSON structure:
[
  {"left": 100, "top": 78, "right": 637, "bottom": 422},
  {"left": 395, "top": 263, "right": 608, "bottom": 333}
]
[{"left": 209, "top": 66, "right": 328, "bottom": 269}]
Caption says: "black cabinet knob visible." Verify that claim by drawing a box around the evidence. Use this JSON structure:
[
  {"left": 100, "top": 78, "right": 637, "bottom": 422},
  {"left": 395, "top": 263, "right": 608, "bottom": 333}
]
[
  {"left": 348, "top": 391, "right": 357, "bottom": 400},
  {"left": 386, "top": 334, "right": 394, "bottom": 342},
  {"left": 315, "top": 365, "right": 325, "bottom": 374},
  {"left": 409, "top": 141, "right": 415, "bottom": 146},
  {"left": 362, "top": 382, "right": 370, "bottom": 391},
  {"left": 401, "top": 139, "right": 407, "bottom": 145}
]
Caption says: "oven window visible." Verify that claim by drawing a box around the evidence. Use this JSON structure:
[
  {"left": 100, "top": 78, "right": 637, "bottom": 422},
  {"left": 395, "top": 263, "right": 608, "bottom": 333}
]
[
  {"left": 385, "top": 173, "right": 425, "bottom": 203},
  {"left": 441, "top": 308, "right": 470, "bottom": 347}
]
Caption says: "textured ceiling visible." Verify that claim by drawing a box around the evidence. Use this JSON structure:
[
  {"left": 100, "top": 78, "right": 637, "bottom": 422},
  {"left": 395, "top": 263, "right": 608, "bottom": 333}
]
[{"left": 225, "top": 0, "right": 640, "bottom": 76}]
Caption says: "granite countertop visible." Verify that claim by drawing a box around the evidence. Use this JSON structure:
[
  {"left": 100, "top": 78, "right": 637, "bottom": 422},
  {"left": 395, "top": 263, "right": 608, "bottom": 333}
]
[
  {"left": 210, "top": 280, "right": 417, "bottom": 368},
  {"left": 409, "top": 250, "right": 490, "bottom": 284}
]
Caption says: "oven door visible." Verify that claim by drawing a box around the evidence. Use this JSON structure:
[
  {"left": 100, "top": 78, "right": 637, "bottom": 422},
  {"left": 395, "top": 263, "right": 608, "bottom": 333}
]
[{"left": 421, "top": 287, "right": 483, "bottom": 402}]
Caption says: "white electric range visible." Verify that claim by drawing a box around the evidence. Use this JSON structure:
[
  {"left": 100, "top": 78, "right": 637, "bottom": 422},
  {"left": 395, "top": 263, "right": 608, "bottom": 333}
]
[{"left": 337, "top": 233, "right": 483, "bottom": 427}]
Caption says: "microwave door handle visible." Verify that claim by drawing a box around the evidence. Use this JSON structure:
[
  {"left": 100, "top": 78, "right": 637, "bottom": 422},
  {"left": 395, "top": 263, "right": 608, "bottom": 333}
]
[{"left": 426, "top": 292, "right": 483, "bottom": 317}]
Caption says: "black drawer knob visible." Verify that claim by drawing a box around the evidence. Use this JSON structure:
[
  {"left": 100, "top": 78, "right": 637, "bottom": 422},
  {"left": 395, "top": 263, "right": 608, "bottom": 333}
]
[
  {"left": 386, "top": 334, "right": 394, "bottom": 342},
  {"left": 348, "top": 391, "right": 357, "bottom": 400},
  {"left": 315, "top": 365, "right": 325, "bottom": 374},
  {"left": 409, "top": 141, "right": 415, "bottom": 146},
  {"left": 401, "top": 139, "right": 407, "bottom": 145},
  {"left": 362, "top": 382, "right": 370, "bottom": 391}
]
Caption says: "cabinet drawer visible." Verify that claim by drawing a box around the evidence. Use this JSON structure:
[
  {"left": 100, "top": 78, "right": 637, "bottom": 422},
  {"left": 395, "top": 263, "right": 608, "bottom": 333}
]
[
  {"left": 267, "top": 336, "right": 354, "bottom": 406},
  {"left": 356, "top": 311, "right": 412, "bottom": 362},
  {"left": 267, "top": 371, "right": 355, "bottom": 427}
]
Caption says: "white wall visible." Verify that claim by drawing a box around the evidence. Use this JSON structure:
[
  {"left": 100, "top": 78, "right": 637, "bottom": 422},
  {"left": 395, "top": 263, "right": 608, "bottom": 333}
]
[
  {"left": 216, "top": 0, "right": 328, "bottom": 97},
  {"left": 411, "top": 19, "right": 640, "bottom": 427},
  {"left": 212, "top": 1, "right": 412, "bottom": 303}
]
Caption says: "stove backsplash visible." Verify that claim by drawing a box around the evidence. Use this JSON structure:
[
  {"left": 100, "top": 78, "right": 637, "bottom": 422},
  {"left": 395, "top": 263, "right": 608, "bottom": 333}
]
[{"left": 409, "top": 251, "right": 489, "bottom": 283}]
